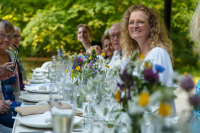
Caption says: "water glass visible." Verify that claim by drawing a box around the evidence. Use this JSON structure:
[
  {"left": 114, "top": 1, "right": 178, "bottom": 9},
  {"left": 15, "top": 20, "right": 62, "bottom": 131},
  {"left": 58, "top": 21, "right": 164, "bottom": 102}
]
[{"left": 50, "top": 84, "right": 77, "bottom": 133}]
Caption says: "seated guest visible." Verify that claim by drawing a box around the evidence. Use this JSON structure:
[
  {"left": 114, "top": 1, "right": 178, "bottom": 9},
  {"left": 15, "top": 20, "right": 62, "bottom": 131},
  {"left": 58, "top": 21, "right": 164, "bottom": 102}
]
[
  {"left": 0, "top": 19, "right": 21, "bottom": 119},
  {"left": 189, "top": 2, "right": 200, "bottom": 120},
  {"left": 120, "top": 4, "right": 176, "bottom": 132},
  {"left": 101, "top": 31, "right": 114, "bottom": 59},
  {"left": 76, "top": 24, "right": 102, "bottom": 52},
  {"left": 108, "top": 23, "right": 122, "bottom": 67},
  {"left": 121, "top": 4, "right": 173, "bottom": 87},
  {"left": 0, "top": 62, "right": 16, "bottom": 130},
  {"left": 9, "top": 26, "right": 29, "bottom": 90}
]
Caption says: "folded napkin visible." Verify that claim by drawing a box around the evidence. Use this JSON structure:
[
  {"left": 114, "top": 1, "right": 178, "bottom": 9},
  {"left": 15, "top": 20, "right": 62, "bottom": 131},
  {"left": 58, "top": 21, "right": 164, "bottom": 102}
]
[
  {"left": 15, "top": 104, "right": 82, "bottom": 116},
  {"left": 15, "top": 105, "right": 50, "bottom": 116}
]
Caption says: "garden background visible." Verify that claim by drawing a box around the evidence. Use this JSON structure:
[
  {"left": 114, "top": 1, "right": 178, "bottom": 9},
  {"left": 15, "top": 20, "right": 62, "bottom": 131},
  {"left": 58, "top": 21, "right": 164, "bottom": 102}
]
[{"left": 0, "top": 0, "right": 199, "bottom": 82}]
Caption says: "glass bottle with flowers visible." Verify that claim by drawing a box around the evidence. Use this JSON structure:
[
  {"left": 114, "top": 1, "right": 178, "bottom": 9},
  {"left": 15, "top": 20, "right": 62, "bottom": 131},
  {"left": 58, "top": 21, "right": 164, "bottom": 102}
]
[{"left": 115, "top": 51, "right": 176, "bottom": 133}]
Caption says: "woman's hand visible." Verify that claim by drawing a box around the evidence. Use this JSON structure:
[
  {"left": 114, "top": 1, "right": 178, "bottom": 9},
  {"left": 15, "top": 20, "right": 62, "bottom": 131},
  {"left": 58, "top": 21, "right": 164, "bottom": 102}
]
[
  {"left": 0, "top": 100, "right": 10, "bottom": 114},
  {"left": 87, "top": 45, "right": 102, "bottom": 55},
  {"left": 0, "top": 62, "right": 15, "bottom": 81}
]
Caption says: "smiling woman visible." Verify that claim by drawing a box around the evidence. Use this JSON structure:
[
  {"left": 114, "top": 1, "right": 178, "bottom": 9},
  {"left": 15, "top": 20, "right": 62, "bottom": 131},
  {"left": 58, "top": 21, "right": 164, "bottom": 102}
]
[
  {"left": 76, "top": 24, "right": 102, "bottom": 53},
  {"left": 120, "top": 5, "right": 176, "bottom": 130},
  {"left": 0, "top": 19, "right": 21, "bottom": 129}
]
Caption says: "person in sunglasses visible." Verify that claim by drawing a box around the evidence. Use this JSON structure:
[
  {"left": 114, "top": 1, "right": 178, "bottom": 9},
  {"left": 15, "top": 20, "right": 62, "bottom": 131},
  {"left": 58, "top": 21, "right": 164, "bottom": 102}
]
[{"left": 0, "top": 19, "right": 21, "bottom": 129}]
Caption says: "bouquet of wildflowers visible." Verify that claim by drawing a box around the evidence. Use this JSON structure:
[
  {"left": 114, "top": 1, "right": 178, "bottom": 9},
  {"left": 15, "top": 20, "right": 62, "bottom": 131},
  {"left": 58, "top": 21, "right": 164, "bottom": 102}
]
[
  {"left": 70, "top": 55, "right": 84, "bottom": 78},
  {"left": 115, "top": 51, "right": 176, "bottom": 133}
]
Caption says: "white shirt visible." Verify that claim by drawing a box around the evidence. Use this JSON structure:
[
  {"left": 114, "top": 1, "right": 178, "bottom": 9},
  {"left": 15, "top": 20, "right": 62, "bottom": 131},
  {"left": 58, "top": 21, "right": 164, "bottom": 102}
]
[
  {"left": 108, "top": 50, "right": 121, "bottom": 67},
  {"left": 142, "top": 47, "right": 174, "bottom": 87}
]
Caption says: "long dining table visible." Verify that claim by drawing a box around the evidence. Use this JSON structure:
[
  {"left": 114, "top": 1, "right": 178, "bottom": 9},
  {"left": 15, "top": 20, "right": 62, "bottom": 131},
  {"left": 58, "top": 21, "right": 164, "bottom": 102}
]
[{"left": 12, "top": 83, "right": 85, "bottom": 133}]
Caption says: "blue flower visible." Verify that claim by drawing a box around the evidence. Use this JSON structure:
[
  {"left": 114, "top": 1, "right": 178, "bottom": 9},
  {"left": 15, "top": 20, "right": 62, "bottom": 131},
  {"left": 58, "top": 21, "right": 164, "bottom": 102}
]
[{"left": 155, "top": 64, "right": 165, "bottom": 73}]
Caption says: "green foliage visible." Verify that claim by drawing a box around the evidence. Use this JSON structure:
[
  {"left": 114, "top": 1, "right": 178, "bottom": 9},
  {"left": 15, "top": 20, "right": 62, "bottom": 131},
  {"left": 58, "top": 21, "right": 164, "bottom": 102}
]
[{"left": 0, "top": 0, "right": 199, "bottom": 69}]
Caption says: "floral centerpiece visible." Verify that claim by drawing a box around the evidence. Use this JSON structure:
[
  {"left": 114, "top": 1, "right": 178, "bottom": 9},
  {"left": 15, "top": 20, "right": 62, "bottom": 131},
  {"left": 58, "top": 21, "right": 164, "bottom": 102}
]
[{"left": 115, "top": 51, "right": 176, "bottom": 133}]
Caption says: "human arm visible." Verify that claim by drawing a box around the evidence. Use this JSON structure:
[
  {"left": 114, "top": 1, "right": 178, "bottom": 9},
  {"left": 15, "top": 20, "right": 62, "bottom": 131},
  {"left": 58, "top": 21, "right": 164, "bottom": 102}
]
[{"left": 0, "top": 62, "right": 15, "bottom": 81}]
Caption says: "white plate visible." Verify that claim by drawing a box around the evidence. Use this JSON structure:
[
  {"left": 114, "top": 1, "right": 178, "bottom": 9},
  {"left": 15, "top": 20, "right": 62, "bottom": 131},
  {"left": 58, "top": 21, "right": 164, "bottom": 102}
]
[
  {"left": 24, "top": 85, "right": 58, "bottom": 94},
  {"left": 32, "top": 68, "right": 48, "bottom": 73},
  {"left": 32, "top": 72, "right": 46, "bottom": 77},
  {"left": 31, "top": 76, "right": 47, "bottom": 80},
  {"left": 16, "top": 111, "right": 52, "bottom": 128},
  {"left": 16, "top": 111, "right": 83, "bottom": 128},
  {"left": 28, "top": 79, "right": 51, "bottom": 84},
  {"left": 19, "top": 94, "right": 61, "bottom": 102}
]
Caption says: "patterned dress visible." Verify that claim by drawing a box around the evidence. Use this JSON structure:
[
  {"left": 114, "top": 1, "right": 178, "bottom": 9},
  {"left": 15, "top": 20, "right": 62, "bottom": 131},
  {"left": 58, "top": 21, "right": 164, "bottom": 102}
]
[
  {"left": 1, "top": 75, "right": 21, "bottom": 116},
  {"left": 192, "top": 79, "right": 200, "bottom": 119}
]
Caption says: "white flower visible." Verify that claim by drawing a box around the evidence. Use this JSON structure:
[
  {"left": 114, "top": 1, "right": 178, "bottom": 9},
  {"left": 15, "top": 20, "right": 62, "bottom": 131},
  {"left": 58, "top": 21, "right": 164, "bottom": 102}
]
[{"left": 111, "top": 59, "right": 122, "bottom": 71}]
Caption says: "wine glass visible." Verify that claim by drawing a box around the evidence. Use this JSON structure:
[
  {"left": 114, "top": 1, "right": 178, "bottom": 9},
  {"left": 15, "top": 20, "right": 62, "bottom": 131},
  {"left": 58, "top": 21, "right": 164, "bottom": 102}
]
[{"left": 50, "top": 84, "right": 77, "bottom": 133}]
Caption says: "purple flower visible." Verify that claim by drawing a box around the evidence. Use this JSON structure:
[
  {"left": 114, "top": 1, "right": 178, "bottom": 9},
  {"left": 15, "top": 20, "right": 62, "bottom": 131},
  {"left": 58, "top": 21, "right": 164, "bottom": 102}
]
[
  {"left": 180, "top": 75, "right": 194, "bottom": 91},
  {"left": 120, "top": 69, "right": 134, "bottom": 89},
  {"left": 189, "top": 95, "right": 200, "bottom": 106},
  {"left": 88, "top": 62, "right": 93, "bottom": 69},
  {"left": 117, "top": 83, "right": 125, "bottom": 89},
  {"left": 143, "top": 68, "right": 159, "bottom": 83},
  {"left": 77, "top": 56, "right": 84, "bottom": 62},
  {"left": 155, "top": 64, "right": 165, "bottom": 73}
]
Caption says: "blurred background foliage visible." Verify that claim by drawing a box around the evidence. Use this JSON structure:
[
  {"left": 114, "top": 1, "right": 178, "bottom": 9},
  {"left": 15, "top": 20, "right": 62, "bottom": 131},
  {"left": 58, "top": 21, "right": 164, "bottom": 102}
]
[{"left": 0, "top": 0, "right": 199, "bottom": 74}]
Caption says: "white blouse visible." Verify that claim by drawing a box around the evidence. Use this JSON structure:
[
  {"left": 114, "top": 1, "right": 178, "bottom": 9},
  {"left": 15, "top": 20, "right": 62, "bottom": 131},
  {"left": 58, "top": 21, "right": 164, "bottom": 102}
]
[{"left": 142, "top": 47, "right": 174, "bottom": 87}]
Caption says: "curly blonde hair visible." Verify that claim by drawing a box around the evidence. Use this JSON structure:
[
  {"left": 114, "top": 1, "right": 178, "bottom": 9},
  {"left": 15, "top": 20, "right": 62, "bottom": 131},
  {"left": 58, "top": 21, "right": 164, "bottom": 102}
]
[
  {"left": 120, "top": 4, "right": 173, "bottom": 62},
  {"left": 190, "top": 2, "right": 200, "bottom": 44}
]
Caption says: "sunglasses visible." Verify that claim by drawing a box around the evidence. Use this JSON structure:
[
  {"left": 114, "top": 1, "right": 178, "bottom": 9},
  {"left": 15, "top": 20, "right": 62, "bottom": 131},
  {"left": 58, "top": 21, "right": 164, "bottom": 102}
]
[{"left": 7, "top": 44, "right": 19, "bottom": 72}]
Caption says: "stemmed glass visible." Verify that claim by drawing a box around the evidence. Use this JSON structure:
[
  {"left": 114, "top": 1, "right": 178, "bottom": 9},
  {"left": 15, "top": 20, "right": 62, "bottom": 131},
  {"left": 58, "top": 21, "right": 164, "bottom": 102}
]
[{"left": 50, "top": 83, "right": 77, "bottom": 133}]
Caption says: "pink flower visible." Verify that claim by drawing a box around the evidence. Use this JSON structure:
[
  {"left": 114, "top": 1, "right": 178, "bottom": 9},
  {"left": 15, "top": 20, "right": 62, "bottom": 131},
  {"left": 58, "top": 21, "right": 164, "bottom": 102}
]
[{"left": 77, "top": 56, "right": 84, "bottom": 62}]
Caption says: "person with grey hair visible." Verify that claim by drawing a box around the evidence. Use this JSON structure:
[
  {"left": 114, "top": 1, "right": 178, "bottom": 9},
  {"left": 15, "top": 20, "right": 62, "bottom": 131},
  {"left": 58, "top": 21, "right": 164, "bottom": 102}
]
[
  {"left": 9, "top": 26, "right": 29, "bottom": 90},
  {"left": 108, "top": 23, "right": 122, "bottom": 67},
  {"left": 190, "top": 1, "right": 200, "bottom": 120}
]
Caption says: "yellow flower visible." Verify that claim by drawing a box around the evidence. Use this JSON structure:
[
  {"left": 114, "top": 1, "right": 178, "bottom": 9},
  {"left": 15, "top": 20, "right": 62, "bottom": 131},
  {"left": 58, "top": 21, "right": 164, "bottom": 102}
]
[
  {"left": 91, "top": 48, "right": 95, "bottom": 52},
  {"left": 105, "top": 65, "right": 110, "bottom": 68},
  {"left": 76, "top": 66, "right": 80, "bottom": 71},
  {"left": 71, "top": 73, "right": 74, "bottom": 77},
  {"left": 84, "top": 52, "right": 86, "bottom": 55},
  {"left": 65, "top": 69, "right": 69, "bottom": 74},
  {"left": 101, "top": 53, "right": 105, "bottom": 57},
  {"left": 71, "top": 58, "right": 74, "bottom": 60},
  {"left": 139, "top": 54, "right": 144, "bottom": 60},
  {"left": 72, "top": 69, "right": 74, "bottom": 72},
  {"left": 144, "top": 62, "right": 150, "bottom": 68},
  {"left": 138, "top": 92, "right": 149, "bottom": 106},
  {"left": 89, "top": 56, "right": 92, "bottom": 60},
  {"left": 115, "top": 90, "right": 121, "bottom": 103},
  {"left": 64, "top": 53, "right": 68, "bottom": 56},
  {"left": 158, "top": 103, "right": 171, "bottom": 117},
  {"left": 184, "top": 72, "right": 188, "bottom": 75}
]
